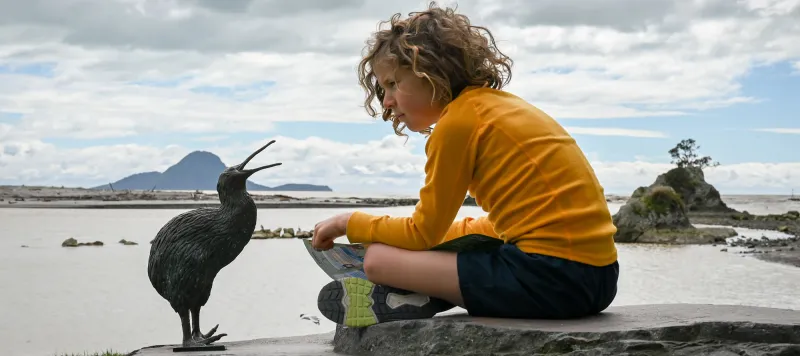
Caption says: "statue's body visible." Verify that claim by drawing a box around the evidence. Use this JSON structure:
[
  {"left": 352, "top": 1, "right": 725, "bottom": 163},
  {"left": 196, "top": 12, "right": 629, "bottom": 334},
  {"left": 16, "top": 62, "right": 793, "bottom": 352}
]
[{"left": 148, "top": 140, "right": 281, "bottom": 349}]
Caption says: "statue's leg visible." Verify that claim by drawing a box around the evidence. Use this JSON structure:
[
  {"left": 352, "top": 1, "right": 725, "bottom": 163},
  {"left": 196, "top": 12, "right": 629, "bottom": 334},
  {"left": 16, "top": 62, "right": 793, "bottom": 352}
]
[
  {"left": 179, "top": 310, "right": 192, "bottom": 346},
  {"left": 189, "top": 306, "right": 226, "bottom": 344}
]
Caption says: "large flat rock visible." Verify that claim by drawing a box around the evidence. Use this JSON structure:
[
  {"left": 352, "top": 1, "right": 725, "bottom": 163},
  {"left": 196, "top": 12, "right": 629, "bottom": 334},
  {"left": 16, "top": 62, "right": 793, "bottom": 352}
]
[
  {"left": 333, "top": 304, "right": 800, "bottom": 356},
  {"left": 127, "top": 331, "right": 337, "bottom": 356},
  {"left": 125, "top": 304, "right": 800, "bottom": 356}
]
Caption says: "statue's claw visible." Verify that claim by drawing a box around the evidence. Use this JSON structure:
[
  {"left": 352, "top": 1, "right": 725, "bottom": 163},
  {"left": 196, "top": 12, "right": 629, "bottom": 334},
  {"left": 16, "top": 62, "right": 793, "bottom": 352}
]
[
  {"left": 199, "top": 324, "right": 219, "bottom": 339},
  {"left": 183, "top": 324, "right": 226, "bottom": 346}
]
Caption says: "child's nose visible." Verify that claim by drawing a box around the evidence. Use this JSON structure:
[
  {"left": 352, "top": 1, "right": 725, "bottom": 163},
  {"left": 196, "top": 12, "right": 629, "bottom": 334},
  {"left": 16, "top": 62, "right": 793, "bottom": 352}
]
[{"left": 382, "top": 94, "right": 395, "bottom": 109}]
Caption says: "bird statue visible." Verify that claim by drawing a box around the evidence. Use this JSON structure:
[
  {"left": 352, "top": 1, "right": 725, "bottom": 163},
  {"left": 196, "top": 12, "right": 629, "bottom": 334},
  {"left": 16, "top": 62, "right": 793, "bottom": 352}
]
[{"left": 147, "top": 140, "right": 281, "bottom": 351}]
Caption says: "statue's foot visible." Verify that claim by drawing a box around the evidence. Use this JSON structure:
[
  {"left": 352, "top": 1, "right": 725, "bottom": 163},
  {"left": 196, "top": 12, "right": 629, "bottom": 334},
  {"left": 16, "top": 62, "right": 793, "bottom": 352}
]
[{"left": 182, "top": 324, "right": 227, "bottom": 346}]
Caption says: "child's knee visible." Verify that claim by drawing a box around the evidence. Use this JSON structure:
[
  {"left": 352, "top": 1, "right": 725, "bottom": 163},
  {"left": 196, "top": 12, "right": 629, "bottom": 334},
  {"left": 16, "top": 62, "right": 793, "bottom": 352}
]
[{"left": 363, "top": 243, "right": 391, "bottom": 281}]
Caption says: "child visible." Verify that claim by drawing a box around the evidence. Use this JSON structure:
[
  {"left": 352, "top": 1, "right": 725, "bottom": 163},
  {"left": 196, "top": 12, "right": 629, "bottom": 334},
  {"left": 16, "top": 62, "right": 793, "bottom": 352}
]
[{"left": 311, "top": 2, "right": 619, "bottom": 327}]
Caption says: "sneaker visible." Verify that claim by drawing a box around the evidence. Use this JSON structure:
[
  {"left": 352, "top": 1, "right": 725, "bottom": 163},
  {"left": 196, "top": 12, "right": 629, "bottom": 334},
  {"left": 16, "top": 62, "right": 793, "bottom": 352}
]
[{"left": 317, "top": 277, "right": 453, "bottom": 327}]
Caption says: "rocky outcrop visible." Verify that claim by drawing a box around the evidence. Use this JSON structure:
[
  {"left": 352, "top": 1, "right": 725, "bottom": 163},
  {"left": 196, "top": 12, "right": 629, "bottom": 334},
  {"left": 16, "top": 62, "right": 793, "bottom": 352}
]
[
  {"left": 690, "top": 210, "right": 800, "bottom": 237},
  {"left": 689, "top": 209, "right": 800, "bottom": 268},
  {"left": 612, "top": 185, "right": 737, "bottom": 244},
  {"left": 333, "top": 304, "right": 800, "bottom": 355},
  {"left": 723, "top": 233, "right": 800, "bottom": 268},
  {"left": 650, "top": 166, "right": 734, "bottom": 212}
]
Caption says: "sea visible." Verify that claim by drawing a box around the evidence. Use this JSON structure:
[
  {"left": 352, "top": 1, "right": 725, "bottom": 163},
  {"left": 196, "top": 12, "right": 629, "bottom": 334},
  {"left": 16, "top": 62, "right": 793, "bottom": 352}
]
[{"left": 1, "top": 193, "right": 799, "bottom": 356}]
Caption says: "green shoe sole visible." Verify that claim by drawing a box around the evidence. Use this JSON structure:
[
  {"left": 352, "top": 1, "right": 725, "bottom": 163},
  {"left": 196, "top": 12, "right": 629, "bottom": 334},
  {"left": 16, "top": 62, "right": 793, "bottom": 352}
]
[{"left": 317, "top": 277, "right": 445, "bottom": 327}]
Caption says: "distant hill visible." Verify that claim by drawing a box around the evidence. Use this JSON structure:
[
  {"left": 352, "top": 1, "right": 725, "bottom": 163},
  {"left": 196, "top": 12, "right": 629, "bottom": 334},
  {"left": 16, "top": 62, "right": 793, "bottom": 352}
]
[{"left": 93, "top": 151, "right": 332, "bottom": 192}]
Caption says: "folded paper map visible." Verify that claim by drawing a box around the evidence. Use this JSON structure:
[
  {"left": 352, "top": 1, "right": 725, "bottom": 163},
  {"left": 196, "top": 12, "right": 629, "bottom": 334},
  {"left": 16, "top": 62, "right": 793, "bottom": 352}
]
[{"left": 302, "top": 233, "right": 505, "bottom": 280}]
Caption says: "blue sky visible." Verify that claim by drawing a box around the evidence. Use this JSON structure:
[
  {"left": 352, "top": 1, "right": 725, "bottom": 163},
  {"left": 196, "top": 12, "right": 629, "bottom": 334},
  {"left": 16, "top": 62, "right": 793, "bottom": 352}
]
[{"left": 0, "top": 0, "right": 798, "bottom": 195}]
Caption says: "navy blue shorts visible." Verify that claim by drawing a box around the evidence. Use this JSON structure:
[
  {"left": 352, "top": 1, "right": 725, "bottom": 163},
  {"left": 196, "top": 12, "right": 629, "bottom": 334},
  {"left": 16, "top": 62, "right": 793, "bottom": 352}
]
[{"left": 456, "top": 240, "right": 619, "bottom": 319}]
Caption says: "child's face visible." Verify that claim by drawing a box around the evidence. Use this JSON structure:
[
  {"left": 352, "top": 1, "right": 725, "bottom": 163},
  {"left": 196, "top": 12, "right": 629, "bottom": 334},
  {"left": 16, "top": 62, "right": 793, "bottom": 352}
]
[{"left": 374, "top": 61, "right": 445, "bottom": 133}]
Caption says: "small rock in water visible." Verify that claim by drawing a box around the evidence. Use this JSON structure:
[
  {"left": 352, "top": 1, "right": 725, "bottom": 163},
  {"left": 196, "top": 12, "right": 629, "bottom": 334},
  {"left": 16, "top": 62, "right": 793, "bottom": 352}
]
[
  {"left": 61, "top": 237, "right": 104, "bottom": 247},
  {"left": 251, "top": 226, "right": 314, "bottom": 239}
]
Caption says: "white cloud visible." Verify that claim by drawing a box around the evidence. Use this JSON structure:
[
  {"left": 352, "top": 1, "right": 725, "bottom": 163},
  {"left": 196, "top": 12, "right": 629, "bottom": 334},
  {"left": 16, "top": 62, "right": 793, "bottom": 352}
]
[
  {"left": 0, "top": 139, "right": 189, "bottom": 187},
  {"left": 0, "top": 0, "right": 798, "bottom": 136},
  {"left": 1, "top": 135, "right": 797, "bottom": 195},
  {"left": 564, "top": 127, "right": 667, "bottom": 138},
  {"left": 0, "top": 134, "right": 429, "bottom": 192},
  {"left": 754, "top": 128, "right": 800, "bottom": 134},
  {"left": 0, "top": 0, "right": 798, "bottom": 192},
  {"left": 590, "top": 159, "right": 800, "bottom": 195}
]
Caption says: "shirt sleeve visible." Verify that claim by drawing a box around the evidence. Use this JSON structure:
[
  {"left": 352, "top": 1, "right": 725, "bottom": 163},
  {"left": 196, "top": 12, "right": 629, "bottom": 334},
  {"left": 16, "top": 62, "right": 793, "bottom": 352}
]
[
  {"left": 441, "top": 216, "right": 499, "bottom": 242},
  {"left": 345, "top": 102, "right": 481, "bottom": 250}
]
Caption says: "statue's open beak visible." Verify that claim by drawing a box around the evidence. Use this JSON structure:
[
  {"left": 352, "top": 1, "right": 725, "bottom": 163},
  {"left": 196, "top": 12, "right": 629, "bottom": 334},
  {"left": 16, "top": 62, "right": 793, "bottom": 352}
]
[{"left": 238, "top": 140, "right": 282, "bottom": 177}]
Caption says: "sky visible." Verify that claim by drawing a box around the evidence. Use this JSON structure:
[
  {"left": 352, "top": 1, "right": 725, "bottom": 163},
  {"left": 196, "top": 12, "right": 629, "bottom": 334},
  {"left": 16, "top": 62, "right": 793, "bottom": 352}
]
[{"left": 0, "top": 0, "right": 798, "bottom": 196}]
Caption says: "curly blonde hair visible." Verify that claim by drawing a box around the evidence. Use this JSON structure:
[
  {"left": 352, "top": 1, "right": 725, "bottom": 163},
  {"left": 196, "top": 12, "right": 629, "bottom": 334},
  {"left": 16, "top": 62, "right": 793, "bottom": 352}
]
[{"left": 357, "top": 1, "right": 513, "bottom": 136}]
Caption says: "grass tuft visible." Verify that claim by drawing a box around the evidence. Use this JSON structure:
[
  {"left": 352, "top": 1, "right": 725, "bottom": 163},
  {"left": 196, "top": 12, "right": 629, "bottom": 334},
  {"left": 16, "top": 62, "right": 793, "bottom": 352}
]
[{"left": 56, "top": 350, "right": 127, "bottom": 356}]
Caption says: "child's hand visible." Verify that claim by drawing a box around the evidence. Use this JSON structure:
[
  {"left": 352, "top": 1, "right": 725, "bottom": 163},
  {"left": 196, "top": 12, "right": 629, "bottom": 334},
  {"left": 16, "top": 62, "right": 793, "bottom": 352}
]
[{"left": 311, "top": 212, "right": 352, "bottom": 250}]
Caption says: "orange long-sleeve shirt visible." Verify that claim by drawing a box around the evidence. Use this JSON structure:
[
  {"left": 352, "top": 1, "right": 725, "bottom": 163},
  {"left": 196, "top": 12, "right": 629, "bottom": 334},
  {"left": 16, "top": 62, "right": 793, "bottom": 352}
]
[{"left": 345, "top": 86, "right": 618, "bottom": 267}]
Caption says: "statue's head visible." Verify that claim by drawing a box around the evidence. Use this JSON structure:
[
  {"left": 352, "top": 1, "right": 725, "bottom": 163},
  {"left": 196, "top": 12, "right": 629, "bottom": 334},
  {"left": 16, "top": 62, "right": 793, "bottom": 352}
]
[{"left": 217, "top": 140, "right": 282, "bottom": 192}]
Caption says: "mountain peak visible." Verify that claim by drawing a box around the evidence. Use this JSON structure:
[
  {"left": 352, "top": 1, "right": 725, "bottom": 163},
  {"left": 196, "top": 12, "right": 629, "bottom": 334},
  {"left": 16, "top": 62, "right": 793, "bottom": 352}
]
[
  {"left": 175, "top": 150, "right": 225, "bottom": 166},
  {"left": 184, "top": 150, "right": 221, "bottom": 158}
]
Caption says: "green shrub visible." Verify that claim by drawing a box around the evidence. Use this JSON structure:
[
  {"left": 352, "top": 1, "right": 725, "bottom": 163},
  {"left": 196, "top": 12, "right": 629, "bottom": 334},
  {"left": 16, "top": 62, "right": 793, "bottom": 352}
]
[{"left": 642, "top": 186, "right": 685, "bottom": 216}]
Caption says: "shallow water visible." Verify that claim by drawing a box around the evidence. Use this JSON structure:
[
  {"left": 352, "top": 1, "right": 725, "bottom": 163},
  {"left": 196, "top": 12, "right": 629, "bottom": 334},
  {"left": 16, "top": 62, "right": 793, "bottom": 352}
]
[{"left": 1, "top": 198, "right": 799, "bottom": 356}]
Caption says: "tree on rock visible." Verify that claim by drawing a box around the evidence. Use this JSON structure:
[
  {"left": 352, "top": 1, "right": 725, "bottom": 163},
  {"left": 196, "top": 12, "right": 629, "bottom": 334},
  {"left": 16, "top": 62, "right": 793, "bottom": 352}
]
[
  {"left": 668, "top": 138, "right": 719, "bottom": 169},
  {"left": 655, "top": 139, "right": 734, "bottom": 212}
]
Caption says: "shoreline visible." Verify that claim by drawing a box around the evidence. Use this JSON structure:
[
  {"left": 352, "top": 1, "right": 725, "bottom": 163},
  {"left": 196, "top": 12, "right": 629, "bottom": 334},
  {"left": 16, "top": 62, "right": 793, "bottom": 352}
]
[
  {"left": 6, "top": 185, "right": 800, "bottom": 268},
  {"left": 0, "top": 185, "right": 427, "bottom": 209},
  {"left": 0, "top": 201, "right": 398, "bottom": 209},
  {"left": 0, "top": 185, "right": 630, "bottom": 209},
  {"left": 688, "top": 211, "right": 800, "bottom": 268}
]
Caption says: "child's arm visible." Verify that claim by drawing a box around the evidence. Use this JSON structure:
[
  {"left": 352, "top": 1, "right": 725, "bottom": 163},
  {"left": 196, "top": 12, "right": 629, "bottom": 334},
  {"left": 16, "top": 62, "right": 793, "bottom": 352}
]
[{"left": 345, "top": 102, "right": 481, "bottom": 250}]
